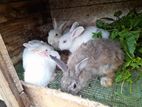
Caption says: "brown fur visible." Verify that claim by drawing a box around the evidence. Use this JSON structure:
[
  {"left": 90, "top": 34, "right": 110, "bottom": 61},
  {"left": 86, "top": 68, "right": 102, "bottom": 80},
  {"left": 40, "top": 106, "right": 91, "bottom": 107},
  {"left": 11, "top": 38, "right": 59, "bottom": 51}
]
[{"left": 60, "top": 39, "right": 124, "bottom": 94}]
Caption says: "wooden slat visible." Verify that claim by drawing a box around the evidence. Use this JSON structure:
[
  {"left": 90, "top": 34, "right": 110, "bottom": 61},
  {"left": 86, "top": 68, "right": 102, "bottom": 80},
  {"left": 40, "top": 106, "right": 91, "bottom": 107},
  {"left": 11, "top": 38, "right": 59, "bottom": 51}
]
[
  {"left": 0, "top": 67, "right": 20, "bottom": 107},
  {"left": 0, "top": 0, "right": 50, "bottom": 24},
  {"left": 50, "top": 0, "right": 142, "bottom": 25},
  {"left": 22, "top": 81, "right": 108, "bottom": 107},
  {"left": 0, "top": 14, "right": 51, "bottom": 65},
  {"left": 49, "top": 0, "right": 134, "bottom": 9},
  {"left": 0, "top": 0, "right": 51, "bottom": 64},
  {"left": 0, "top": 34, "right": 31, "bottom": 107}
]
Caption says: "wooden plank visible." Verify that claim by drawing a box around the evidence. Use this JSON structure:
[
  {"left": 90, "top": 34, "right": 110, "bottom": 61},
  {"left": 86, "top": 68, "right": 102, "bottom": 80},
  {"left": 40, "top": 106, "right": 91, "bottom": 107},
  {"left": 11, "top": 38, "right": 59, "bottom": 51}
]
[
  {"left": 0, "top": 14, "right": 52, "bottom": 65},
  {"left": 22, "top": 81, "right": 109, "bottom": 107},
  {"left": 0, "top": 0, "right": 50, "bottom": 24},
  {"left": 49, "top": 0, "right": 133, "bottom": 9},
  {"left": 0, "top": 34, "right": 31, "bottom": 107},
  {"left": 50, "top": 0, "right": 142, "bottom": 25},
  {"left": 0, "top": 0, "right": 52, "bottom": 64},
  {"left": 0, "top": 68, "right": 20, "bottom": 107}
]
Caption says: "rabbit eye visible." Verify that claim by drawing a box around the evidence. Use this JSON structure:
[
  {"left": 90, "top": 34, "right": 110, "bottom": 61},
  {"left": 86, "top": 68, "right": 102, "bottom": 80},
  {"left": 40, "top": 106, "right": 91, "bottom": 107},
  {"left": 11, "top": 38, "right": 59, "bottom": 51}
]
[
  {"left": 73, "top": 84, "right": 76, "bottom": 89},
  {"left": 55, "top": 34, "right": 58, "bottom": 36},
  {"left": 63, "top": 40, "right": 66, "bottom": 43}
]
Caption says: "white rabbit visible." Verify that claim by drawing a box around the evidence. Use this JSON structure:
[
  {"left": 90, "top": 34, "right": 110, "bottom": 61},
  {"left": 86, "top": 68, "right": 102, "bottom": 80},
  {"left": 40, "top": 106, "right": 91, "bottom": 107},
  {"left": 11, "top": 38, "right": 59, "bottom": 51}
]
[
  {"left": 47, "top": 18, "right": 67, "bottom": 50},
  {"left": 59, "top": 26, "right": 110, "bottom": 53},
  {"left": 48, "top": 18, "right": 79, "bottom": 50},
  {"left": 23, "top": 40, "right": 60, "bottom": 87}
]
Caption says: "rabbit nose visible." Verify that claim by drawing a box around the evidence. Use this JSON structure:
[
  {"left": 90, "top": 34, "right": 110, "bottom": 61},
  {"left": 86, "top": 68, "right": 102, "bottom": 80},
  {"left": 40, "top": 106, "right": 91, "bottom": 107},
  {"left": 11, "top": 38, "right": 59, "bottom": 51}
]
[
  {"left": 38, "top": 51, "right": 48, "bottom": 57},
  {"left": 73, "top": 84, "right": 77, "bottom": 89}
]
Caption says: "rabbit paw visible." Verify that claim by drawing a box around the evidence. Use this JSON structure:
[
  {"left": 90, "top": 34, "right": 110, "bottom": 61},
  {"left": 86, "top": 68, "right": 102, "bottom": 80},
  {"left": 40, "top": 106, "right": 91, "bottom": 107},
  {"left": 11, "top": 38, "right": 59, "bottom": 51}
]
[{"left": 100, "top": 77, "right": 112, "bottom": 87}]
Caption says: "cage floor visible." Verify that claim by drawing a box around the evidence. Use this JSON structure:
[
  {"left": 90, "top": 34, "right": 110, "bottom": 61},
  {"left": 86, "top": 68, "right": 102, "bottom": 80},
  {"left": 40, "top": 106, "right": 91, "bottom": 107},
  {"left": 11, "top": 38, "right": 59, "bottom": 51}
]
[{"left": 15, "top": 62, "right": 142, "bottom": 107}]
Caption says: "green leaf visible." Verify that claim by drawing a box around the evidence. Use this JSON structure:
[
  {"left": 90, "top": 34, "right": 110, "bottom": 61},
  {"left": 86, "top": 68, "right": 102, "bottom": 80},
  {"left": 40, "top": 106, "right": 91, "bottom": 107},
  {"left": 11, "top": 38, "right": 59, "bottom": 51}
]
[
  {"left": 96, "top": 20, "right": 112, "bottom": 30},
  {"left": 138, "top": 47, "right": 142, "bottom": 53},
  {"left": 126, "top": 36, "right": 136, "bottom": 57},
  {"left": 92, "top": 32, "right": 102, "bottom": 39},
  {"left": 115, "top": 73, "right": 123, "bottom": 82},
  {"left": 117, "top": 30, "right": 139, "bottom": 57},
  {"left": 110, "top": 30, "right": 119, "bottom": 39}
]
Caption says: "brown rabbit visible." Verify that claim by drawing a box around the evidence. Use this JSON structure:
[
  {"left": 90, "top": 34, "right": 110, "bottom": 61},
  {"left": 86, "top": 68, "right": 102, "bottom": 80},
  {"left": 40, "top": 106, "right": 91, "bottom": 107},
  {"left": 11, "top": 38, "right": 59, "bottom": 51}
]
[{"left": 50, "top": 39, "right": 124, "bottom": 94}]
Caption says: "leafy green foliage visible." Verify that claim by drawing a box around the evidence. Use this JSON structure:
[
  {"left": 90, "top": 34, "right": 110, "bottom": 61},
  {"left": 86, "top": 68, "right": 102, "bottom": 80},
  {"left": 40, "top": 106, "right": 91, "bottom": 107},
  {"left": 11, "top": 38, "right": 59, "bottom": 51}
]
[
  {"left": 92, "top": 32, "right": 102, "bottom": 39},
  {"left": 95, "top": 10, "right": 142, "bottom": 88}
]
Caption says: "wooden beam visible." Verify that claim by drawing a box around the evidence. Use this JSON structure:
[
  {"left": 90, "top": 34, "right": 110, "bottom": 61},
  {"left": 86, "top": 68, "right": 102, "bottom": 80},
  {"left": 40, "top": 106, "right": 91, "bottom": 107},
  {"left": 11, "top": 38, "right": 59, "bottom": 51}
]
[
  {"left": 0, "top": 14, "right": 52, "bottom": 65},
  {"left": 50, "top": 0, "right": 142, "bottom": 25},
  {"left": 0, "top": 0, "right": 50, "bottom": 24},
  {"left": 0, "top": 66, "right": 20, "bottom": 107},
  {"left": 22, "top": 81, "right": 108, "bottom": 107},
  {"left": 0, "top": 34, "right": 31, "bottom": 107},
  {"left": 49, "top": 0, "right": 135, "bottom": 9}
]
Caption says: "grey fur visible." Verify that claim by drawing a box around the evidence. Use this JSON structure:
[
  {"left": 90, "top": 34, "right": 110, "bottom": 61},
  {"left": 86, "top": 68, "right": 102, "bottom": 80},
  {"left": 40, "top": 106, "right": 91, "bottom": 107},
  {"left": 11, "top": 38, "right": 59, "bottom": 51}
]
[{"left": 51, "top": 39, "right": 124, "bottom": 94}]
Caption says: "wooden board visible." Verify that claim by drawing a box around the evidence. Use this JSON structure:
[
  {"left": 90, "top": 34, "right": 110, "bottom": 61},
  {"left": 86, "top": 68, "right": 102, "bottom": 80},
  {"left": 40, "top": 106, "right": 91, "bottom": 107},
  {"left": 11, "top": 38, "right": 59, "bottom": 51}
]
[
  {"left": 49, "top": 0, "right": 142, "bottom": 25},
  {"left": 0, "top": 0, "right": 52, "bottom": 65},
  {"left": 22, "top": 81, "right": 109, "bottom": 107},
  {"left": 49, "top": 0, "right": 132, "bottom": 9},
  {"left": 0, "top": 16, "right": 46, "bottom": 65},
  {"left": 0, "top": 34, "right": 31, "bottom": 107},
  {"left": 0, "top": 0, "right": 50, "bottom": 24},
  {"left": 0, "top": 68, "right": 20, "bottom": 107}
]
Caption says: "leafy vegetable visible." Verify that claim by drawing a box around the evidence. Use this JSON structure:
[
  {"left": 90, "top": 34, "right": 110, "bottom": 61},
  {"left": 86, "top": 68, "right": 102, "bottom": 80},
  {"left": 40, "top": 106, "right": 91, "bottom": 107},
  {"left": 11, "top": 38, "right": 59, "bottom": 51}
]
[
  {"left": 92, "top": 32, "right": 102, "bottom": 39},
  {"left": 94, "top": 10, "right": 142, "bottom": 92}
]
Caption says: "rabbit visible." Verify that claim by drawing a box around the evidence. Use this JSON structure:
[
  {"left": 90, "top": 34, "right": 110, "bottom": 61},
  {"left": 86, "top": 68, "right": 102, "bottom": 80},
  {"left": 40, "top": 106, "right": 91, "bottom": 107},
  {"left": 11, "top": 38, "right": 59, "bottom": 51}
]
[
  {"left": 23, "top": 40, "right": 60, "bottom": 87},
  {"left": 23, "top": 40, "right": 46, "bottom": 47},
  {"left": 50, "top": 39, "right": 124, "bottom": 94},
  {"left": 48, "top": 18, "right": 79, "bottom": 50},
  {"left": 59, "top": 25, "right": 110, "bottom": 53}
]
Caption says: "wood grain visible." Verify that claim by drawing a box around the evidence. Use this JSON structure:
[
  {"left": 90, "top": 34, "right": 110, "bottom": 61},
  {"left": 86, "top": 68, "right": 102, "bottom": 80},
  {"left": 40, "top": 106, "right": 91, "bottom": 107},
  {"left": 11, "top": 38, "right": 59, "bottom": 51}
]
[
  {"left": 50, "top": 0, "right": 142, "bottom": 25},
  {"left": 22, "top": 81, "right": 108, "bottom": 107},
  {"left": 49, "top": 0, "right": 132, "bottom": 9},
  {"left": 0, "top": 0, "right": 50, "bottom": 24},
  {"left": 0, "top": 16, "right": 49, "bottom": 64},
  {"left": 0, "top": 0, "right": 52, "bottom": 65},
  {"left": 0, "top": 34, "right": 31, "bottom": 107}
]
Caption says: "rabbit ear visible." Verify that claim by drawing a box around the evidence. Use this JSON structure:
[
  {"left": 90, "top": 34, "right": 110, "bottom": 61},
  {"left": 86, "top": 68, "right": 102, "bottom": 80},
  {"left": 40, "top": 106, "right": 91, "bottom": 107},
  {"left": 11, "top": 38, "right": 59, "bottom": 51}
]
[
  {"left": 23, "top": 43, "right": 31, "bottom": 48},
  {"left": 53, "top": 18, "right": 57, "bottom": 29},
  {"left": 75, "top": 58, "right": 89, "bottom": 76},
  {"left": 69, "top": 22, "right": 79, "bottom": 32},
  {"left": 58, "top": 21, "right": 67, "bottom": 32},
  {"left": 50, "top": 55, "right": 68, "bottom": 72},
  {"left": 71, "top": 26, "right": 85, "bottom": 40}
]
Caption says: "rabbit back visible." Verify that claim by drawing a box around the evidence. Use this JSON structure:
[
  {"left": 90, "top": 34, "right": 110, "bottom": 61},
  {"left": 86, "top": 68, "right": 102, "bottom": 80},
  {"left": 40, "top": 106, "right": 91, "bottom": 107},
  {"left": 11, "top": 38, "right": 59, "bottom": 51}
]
[
  {"left": 68, "top": 39, "right": 124, "bottom": 76},
  {"left": 24, "top": 54, "right": 56, "bottom": 86}
]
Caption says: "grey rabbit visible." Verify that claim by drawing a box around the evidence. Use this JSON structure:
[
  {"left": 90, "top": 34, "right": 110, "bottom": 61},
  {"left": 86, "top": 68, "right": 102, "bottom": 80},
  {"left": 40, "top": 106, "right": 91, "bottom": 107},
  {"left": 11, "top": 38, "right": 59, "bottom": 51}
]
[{"left": 50, "top": 39, "right": 124, "bottom": 94}]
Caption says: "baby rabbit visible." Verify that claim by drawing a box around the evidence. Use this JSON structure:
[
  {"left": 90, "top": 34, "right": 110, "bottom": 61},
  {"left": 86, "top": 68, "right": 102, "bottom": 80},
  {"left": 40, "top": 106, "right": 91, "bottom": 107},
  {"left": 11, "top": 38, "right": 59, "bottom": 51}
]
[
  {"left": 59, "top": 25, "right": 110, "bottom": 53},
  {"left": 50, "top": 39, "right": 124, "bottom": 94},
  {"left": 48, "top": 18, "right": 79, "bottom": 50},
  {"left": 23, "top": 40, "right": 60, "bottom": 87}
]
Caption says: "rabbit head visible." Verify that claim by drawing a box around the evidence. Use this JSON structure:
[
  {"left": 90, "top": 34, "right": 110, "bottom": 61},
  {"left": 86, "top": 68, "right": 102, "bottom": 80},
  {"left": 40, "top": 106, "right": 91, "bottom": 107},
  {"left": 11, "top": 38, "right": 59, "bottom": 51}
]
[
  {"left": 48, "top": 18, "right": 67, "bottom": 49},
  {"left": 23, "top": 40, "right": 53, "bottom": 57},
  {"left": 59, "top": 25, "right": 84, "bottom": 51},
  {"left": 50, "top": 55, "right": 90, "bottom": 94}
]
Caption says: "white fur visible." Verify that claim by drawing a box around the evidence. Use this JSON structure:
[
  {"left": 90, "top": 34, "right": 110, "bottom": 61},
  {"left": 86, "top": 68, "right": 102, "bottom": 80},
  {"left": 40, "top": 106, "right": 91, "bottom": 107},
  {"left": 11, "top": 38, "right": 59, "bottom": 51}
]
[
  {"left": 47, "top": 18, "right": 67, "bottom": 50},
  {"left": 48, "top": 19, "right": 79, "bottom": 50},
  {"left": 59, "top": 26, "right": 110, "bottom": 53},
  {"left": 23, "top": 40, "right": 60, "bottom": 87}
]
